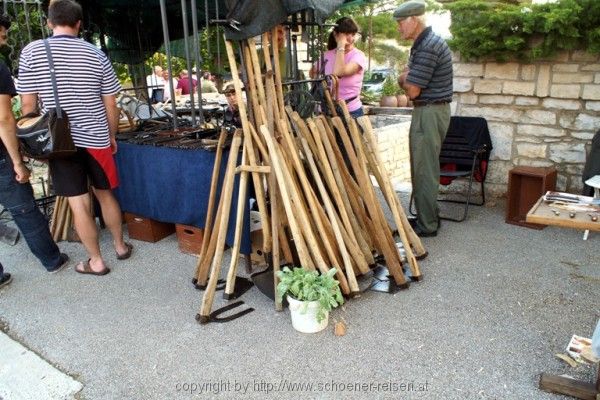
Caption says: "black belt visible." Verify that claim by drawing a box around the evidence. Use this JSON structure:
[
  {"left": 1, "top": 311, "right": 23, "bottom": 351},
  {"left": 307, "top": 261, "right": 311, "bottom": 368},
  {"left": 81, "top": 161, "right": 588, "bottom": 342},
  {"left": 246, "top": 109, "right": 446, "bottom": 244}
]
[{"left": 412, "top": 99, "right": 451, "bottom": 107}]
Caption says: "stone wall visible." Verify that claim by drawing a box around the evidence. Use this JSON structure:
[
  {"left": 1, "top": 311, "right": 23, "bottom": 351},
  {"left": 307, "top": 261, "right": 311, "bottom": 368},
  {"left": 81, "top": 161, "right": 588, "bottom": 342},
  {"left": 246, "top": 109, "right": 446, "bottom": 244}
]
[
  {"left": 368, "top": 114, "right": 412, "bottom": 187},
  {"left": 453, "top": 51, "right": 600, "bottom": 196}
]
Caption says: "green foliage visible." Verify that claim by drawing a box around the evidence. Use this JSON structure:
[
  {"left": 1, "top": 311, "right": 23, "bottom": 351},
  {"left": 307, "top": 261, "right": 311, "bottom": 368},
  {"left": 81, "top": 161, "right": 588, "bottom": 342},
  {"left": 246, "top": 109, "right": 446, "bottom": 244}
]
[
  {"left": 360, "top": 42, "right": 408, "bottom": 70},
  {"left": 4, "top": 5, "right": 48, "bottom": 72},
  {"left": 11, "top": 96, "right": 21, "bottom": 119},
  {"left": 381, "top": 74, "right": 400, "bottom": 96},
  {"left": 113, "top": 62, "right": 132, "bottom": 85},
  {"left": 446, "top": 0, "right": 600, "bottom": 62},
  {"left": 361, "top": 88, "right": 379, "bottom": 105},
  {"left": 354, "top": 12, "right": 399, "bottom": 42},
  {"left": 276, "top": 267, "right": 344, "bottom": 323}
]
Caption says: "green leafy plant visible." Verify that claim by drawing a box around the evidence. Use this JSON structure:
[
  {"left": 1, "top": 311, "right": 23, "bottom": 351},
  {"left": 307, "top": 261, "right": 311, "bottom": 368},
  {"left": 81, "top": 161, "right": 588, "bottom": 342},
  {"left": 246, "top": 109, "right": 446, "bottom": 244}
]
[
  {"left": 361, "top": 88, "right": 379, "bottom": 105},
  {"left": 446, "top": 0, "right": 600, "bottom": 62},
  {"left": 276, "top": 267, "right": 344, "bottom": 323},
  {"left": 381, "top": 74, "right": 400, "bottom": 97}
]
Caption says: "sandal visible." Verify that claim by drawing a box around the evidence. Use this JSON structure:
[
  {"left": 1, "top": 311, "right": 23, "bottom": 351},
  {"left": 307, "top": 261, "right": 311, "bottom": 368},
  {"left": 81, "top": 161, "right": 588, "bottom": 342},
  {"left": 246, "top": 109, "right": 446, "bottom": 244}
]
[
  {"left": 116, "top": 242, "right": 133, "bottom": 260},
  {"left": 75, "top": 259, "right": 110, "bottom": 276}
]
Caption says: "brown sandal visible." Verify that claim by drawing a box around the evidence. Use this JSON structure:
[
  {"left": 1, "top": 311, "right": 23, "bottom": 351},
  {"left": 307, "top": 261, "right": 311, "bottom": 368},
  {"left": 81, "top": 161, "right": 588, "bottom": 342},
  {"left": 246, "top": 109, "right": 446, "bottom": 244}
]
[
  {"left": 75, "top": 259, "right": 110, "bottom": 276},
  {"left": 116, "top": 242, "right": 133, "bottom": 260}
]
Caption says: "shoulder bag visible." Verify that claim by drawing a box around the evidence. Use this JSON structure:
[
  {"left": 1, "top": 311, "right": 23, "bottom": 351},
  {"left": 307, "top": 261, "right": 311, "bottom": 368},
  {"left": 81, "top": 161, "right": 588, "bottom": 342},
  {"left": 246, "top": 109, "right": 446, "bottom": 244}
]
[{"left": 16, "top": 40, "right": 76, "bottom": 159}]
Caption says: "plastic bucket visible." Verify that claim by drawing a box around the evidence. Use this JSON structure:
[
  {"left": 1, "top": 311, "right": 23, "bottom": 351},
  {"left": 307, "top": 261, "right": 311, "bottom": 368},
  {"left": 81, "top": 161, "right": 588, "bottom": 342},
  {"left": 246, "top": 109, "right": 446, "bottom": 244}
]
[{"left": 287, "top": 295, "right": 328, "bottom": 333}]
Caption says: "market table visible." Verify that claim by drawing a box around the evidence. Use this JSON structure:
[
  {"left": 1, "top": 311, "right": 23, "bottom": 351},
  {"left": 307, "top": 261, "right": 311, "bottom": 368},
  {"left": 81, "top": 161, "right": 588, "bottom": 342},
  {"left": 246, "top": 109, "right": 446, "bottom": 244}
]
[
  {"left": 114, "top": 142, "right": 251, "bottom": 253},
  {"left": 526, "top": 197, "right": 600, "bottom": 232}
]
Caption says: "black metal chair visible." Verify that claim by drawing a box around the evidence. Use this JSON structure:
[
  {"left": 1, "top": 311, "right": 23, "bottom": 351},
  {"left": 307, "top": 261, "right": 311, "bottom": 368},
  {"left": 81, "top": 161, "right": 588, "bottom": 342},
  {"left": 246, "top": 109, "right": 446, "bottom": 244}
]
[{"left": 410, "top": 116, "right": 493, "bottom": 222}]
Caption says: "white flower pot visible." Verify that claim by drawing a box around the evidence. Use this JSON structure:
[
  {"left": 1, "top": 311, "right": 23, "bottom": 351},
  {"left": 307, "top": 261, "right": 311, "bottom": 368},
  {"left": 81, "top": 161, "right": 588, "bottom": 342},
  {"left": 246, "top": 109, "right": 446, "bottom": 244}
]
[{"left": 287, "top": 295, "right": 329, "bottom": 333}]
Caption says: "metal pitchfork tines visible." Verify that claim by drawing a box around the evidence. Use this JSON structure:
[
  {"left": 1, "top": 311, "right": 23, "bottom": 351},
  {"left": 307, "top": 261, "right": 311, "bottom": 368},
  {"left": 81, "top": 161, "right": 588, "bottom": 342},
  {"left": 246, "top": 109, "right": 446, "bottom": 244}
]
[{"left": 210, "top": 18, "right": 241, "bottom": 31}]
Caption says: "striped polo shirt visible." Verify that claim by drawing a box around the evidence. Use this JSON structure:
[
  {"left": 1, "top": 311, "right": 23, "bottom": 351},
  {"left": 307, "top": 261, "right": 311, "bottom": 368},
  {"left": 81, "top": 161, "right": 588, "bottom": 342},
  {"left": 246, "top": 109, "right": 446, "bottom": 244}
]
[
  {"left": 17, "top": 35, "right": 122, "bottom": 149},
  {"left": 406, "top": 27, "right": 453, "bottom": 102}
]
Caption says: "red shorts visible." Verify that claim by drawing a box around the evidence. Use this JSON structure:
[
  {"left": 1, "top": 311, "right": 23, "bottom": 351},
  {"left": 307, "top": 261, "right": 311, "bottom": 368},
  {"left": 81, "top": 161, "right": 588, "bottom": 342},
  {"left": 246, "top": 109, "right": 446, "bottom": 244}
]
[{"left": 49, "top": 147, "right": 119, "bottom": 197}]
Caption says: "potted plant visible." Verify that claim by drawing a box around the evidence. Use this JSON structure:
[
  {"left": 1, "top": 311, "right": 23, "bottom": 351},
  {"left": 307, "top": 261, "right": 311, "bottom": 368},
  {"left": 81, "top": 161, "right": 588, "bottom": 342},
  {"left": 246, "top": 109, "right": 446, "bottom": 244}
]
[
  {"left": 276, "top": 267, "right": 344, "bottom": 333},
  {"left": 396, "top": 86, "right": 409, "bottom": 107},
  {"left": 379, "top": 75, "right": 399, "bottom": 107}
]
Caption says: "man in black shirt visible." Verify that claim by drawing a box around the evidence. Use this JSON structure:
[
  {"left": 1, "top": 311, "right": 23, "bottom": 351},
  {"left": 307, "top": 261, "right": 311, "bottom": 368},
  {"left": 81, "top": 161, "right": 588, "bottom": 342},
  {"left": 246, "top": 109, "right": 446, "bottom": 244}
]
[{"left": 0, "top": 15, "right": 68, "bottom": 288}]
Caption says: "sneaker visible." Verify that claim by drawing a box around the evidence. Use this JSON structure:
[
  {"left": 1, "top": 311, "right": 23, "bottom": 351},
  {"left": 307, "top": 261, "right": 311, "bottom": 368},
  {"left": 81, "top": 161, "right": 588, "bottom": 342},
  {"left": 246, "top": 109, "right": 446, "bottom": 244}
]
[
  {"left": 0, "top": 273, "right": 13, "bottom": 288},
  {"left": 48, "top": 253, "right": 70, "bottom": 274}
]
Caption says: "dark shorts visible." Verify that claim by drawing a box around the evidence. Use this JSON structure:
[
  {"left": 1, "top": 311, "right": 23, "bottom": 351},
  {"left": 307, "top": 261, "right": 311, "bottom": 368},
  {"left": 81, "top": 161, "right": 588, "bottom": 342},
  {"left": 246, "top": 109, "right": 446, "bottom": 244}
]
[{"left": 49, "top": 147, "right": 119, "bottom": 197}]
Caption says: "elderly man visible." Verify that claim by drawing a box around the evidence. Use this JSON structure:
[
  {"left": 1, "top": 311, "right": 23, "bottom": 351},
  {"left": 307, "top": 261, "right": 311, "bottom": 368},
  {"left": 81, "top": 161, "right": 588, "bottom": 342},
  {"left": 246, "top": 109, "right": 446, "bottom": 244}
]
[
  {"left": 18, "top": 0, "right": 132, "bottom": 276},
  {"left": 0, "top": 15, "right": 68, "bottom": 288},
  {"left": 146, "top": 65, "right": 165, "bottom": 103},
  {"left": 395, "top": 0, "right": 453, "bottom": 237}
]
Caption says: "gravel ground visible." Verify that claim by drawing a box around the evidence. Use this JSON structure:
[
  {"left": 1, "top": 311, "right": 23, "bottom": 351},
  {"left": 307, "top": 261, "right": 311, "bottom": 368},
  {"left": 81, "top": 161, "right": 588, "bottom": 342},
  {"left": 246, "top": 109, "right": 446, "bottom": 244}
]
[{"left": 0, "top": 192, "right": 598, "bottom": 400}]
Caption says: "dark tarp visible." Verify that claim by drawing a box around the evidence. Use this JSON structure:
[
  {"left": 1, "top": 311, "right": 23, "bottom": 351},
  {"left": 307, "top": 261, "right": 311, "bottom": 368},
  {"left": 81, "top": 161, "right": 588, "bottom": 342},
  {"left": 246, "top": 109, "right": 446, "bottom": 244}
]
[
  {"left": 75, "top": 0, "right": 369, "bottom": 63},
  {"left": 222, "top": 0, "right": 347, "bottom": 41}
]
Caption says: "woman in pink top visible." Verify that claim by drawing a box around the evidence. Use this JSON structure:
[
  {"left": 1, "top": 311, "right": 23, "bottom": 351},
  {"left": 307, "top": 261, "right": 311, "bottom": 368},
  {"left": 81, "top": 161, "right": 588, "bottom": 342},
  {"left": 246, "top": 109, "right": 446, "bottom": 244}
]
[{"left": 310, "top": 17, "right": 367, "bottom": 118}]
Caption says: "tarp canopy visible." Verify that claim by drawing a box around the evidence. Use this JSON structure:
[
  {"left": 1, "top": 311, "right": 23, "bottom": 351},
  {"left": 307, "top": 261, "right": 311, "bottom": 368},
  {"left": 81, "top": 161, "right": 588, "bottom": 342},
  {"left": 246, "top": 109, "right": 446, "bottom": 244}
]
[{"left": 76, "top": 0, "right": 372, "bottom": 63}]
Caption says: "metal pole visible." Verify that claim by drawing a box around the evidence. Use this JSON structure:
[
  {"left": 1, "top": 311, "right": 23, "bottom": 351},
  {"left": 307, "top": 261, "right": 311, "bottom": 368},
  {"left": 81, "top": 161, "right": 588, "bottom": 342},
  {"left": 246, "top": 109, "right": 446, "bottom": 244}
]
[
  {"left": 11, "top": 1, "right": 24, "bottom": 50},
  {"left": 285, "top": 28, "right": 292, "bottom": 81},
  {"left": 204, "top": 0, "right": 210, "bottom": 55},
  {"left": 22, "top": 0, "right": 33, "bottom": 42},
  {"left": 159, "top": 0, "right": 178, "bottom": 130},
  {"left": 36, "top": 1, "right": 46, "bottom": 39},
  {"left": 291, "top": 34, "right": 298, "bottom": 80},
  {"left": 181, "top": 0, "right": 197, "bottom": 126},
  {"left": 214, "top": 0, "right": 220, "bottom": 71},
  {"left": 191, "top": 0, "right": 205, "bottom": 124}
]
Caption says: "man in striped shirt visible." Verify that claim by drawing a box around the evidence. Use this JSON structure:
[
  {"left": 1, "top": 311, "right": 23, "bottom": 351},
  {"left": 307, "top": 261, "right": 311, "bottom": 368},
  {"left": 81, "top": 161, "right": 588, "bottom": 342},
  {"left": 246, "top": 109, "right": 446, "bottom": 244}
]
[
  {"left": 395, "top": 0, "right": 453, "bottom": 237},
  {"left": 17, "top": 0, "right": 132, "bottom": 276}
]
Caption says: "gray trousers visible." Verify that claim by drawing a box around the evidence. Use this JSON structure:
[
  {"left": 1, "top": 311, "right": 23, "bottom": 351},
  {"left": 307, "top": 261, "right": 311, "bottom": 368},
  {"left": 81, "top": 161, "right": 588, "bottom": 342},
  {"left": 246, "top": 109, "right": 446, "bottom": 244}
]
[{"left": 409, "top": 103, "right": 451, "bottom": 232}]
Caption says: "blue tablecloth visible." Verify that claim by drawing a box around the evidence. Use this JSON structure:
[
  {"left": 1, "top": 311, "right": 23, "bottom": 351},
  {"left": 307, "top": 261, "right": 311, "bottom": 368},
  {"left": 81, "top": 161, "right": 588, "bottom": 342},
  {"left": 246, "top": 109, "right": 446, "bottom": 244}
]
[{"left": 114, "top": 142, "right": 250, "bottom": 254}]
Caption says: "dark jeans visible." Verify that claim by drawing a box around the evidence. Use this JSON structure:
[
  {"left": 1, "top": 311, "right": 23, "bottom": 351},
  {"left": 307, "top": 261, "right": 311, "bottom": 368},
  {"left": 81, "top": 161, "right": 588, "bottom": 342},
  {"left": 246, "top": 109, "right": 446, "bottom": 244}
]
[
  {"left": 0, "top": 151, "right": 62, "bottom": 270},
  {"left": 349, "top": 107, "right": 364, "bottom": 118}
]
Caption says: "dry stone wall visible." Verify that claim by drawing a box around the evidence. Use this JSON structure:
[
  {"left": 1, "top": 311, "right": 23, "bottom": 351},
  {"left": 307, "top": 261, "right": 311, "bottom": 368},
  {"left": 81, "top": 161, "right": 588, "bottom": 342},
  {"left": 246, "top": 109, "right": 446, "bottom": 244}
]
[
  {"left": 368, "top": 114, "right": 412, "bottom": 187},
  {"left": 453, "top": 51, "right": 600, "bottom": 197}
]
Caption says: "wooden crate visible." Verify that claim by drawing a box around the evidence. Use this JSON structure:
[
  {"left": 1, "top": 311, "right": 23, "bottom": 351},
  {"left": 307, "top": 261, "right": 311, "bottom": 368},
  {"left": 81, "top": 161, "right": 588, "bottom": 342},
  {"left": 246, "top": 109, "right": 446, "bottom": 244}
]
[
  {"left": 124, "top": 213, "right": 175, "bottom": 242},
  {"left": 506, "top": 166, "right": 556, "bottom": 229},
  {"left": 175, "top": 224, "right": 204, "bottom": 255}
]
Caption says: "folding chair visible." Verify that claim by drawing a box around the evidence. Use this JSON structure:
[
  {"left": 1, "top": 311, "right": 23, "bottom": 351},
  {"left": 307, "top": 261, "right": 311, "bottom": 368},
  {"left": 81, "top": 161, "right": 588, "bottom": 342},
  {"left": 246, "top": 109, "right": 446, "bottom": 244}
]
[{"left": 410, "top": 116, "right": 493, "bottom": 222}]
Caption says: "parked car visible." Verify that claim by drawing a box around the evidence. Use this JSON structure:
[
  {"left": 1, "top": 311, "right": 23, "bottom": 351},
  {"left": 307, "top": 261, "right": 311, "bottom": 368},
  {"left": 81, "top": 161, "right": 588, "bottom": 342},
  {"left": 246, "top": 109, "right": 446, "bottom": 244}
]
[{"left": 362, "top": 68, "right": 394, "bottom": 95}]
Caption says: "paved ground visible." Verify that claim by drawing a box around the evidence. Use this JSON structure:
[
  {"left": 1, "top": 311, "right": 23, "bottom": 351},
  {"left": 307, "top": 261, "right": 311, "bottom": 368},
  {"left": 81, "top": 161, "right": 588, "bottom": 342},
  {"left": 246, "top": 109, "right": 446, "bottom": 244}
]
[{"left": 0, "top": 193, "right": 598, "bottom": 400}]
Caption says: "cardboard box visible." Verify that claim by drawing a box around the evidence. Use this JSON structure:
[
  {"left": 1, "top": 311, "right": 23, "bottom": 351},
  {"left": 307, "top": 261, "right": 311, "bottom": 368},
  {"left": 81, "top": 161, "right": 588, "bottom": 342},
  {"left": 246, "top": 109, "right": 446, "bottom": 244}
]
[
  {"left": 175, "top": 224, "right": 204, "bottom": 255},
  {"left": 124, "top": 213, "right": 175, "bottom": 243}
]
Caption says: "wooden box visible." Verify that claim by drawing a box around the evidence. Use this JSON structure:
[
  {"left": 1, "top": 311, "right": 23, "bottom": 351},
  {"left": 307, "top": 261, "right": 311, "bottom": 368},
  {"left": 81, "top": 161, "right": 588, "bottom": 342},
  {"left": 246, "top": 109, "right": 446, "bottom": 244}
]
[
  {"left": 175, "top": 224, "right": 204, "bottom": 255},
  {"left": 506, "top": 166, "right": 557, "bottom": 229},
  {"left": 124, "top": 213, "right": 175, "bottom": 242}
]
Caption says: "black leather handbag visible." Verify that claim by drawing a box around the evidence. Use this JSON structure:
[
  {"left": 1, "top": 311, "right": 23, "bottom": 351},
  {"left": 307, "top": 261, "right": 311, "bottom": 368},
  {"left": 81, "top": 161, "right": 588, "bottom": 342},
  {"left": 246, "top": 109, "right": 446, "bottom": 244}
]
[{"left": 16, "top": 40, "right": 76, "bottom": 160}]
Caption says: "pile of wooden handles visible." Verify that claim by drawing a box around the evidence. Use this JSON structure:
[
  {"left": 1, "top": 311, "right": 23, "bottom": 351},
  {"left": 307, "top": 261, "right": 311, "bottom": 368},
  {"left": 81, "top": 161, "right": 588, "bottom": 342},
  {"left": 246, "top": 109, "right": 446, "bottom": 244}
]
[
  {"left": 195, "top": 29, "right": 426, "bottom": 320},
  {"left": 50, "top": 196, "right": 73, "bottom": 242}
]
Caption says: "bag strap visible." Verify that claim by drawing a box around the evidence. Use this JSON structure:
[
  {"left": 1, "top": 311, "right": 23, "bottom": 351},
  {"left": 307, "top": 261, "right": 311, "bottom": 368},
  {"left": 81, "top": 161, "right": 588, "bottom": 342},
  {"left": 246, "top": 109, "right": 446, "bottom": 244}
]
[{"left": 43, "top": 39, "right": 62, "bottom": 118}]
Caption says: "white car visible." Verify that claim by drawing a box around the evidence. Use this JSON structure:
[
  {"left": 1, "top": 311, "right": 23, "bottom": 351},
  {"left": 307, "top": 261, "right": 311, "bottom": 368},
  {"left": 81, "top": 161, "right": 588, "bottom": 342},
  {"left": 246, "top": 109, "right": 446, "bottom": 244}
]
[{"left": 362, "top": 68, "right": 394, "bottom": 95}]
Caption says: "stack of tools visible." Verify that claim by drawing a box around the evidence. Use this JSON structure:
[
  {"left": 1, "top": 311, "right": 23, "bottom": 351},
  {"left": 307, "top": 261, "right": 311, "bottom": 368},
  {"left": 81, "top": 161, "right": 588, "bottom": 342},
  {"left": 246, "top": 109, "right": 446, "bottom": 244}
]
[
  {"left": 194, "top": 29, "right": 426, "bottom": 323},
  {"left": 115, "top": 127, "right": 222, "bottom": 150}
]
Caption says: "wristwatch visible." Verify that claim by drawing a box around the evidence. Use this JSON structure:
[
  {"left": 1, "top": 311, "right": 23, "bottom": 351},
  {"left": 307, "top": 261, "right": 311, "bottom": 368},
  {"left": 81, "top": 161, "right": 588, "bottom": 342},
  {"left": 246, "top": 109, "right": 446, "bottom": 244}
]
[{"left": 336, "top": 47, "right": 345, "bottom": 52}]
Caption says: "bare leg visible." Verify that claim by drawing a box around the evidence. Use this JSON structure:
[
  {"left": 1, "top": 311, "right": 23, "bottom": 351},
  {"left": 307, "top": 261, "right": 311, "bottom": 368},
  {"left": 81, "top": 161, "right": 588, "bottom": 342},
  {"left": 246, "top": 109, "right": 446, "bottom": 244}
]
[
  {"left": 67, "top": 193, "right": 107, "bottom": 272},
  {"left": 92, "top": 188, "right": 128, "bottom": 256}
]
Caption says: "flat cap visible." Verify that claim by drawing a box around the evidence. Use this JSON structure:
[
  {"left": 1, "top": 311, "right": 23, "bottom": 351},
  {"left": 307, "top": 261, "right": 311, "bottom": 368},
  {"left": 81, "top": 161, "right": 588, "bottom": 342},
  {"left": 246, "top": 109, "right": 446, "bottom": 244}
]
[{"left": 393, "top": 0, "right": 426, "bottom": 20}]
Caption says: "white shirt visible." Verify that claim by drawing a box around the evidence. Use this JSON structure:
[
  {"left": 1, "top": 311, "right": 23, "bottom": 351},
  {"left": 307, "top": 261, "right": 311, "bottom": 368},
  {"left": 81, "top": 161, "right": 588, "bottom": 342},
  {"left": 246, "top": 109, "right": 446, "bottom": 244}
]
[{"left": 146, "top": 73, "right": 165, "bottom": 97}]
